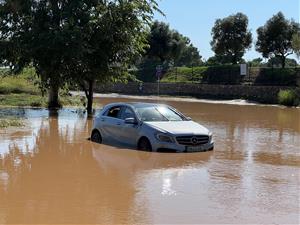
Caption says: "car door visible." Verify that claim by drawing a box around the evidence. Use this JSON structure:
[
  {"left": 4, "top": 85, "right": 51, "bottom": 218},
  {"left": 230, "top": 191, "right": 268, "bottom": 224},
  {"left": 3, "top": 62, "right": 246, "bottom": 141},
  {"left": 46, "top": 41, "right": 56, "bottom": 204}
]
[
  {"left": 119, "top": 106, "right": 140, "bottom": 146},
  {"left": 101, "top": 105, "right": 124, "bottom": 142}
]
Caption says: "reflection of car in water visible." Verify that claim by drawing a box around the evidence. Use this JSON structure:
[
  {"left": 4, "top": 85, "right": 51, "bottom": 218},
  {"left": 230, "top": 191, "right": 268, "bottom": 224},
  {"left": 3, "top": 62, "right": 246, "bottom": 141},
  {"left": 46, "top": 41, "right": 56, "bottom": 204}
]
[
  {"left": 91, "top": 102, "right": 214, "bottom": 152},
  {"left": 92, "top": 144, "right": 212, "bottom": 172}
]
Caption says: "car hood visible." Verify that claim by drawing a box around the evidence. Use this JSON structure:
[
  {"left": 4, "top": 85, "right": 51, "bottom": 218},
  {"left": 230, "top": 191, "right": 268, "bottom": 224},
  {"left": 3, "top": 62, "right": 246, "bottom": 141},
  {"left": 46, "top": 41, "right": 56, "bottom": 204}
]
[{"left": 145, "top": 121, "right": 210, "bottom": 135}]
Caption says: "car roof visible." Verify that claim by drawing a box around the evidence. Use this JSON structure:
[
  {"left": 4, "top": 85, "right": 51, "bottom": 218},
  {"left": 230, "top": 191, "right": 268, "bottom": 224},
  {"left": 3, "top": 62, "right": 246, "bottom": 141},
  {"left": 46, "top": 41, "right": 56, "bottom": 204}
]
[{"left": 104, "top": 102, "right": 167, "bottom": 109}]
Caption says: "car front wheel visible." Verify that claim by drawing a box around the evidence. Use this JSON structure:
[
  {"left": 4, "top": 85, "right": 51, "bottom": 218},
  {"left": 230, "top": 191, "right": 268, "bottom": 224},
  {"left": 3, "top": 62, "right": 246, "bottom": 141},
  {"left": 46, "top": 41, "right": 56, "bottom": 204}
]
[
  {"left": 91, "top": 130, "right": 102, "bottom": 144},
  {"left": 138, "top": 137, "right": 152, "bottom": 152}
]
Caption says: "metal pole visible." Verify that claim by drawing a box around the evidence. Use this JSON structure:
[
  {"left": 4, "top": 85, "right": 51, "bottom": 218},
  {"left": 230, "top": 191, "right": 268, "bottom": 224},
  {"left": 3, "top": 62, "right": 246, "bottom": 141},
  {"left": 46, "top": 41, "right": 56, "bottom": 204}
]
[{"left": 158, "top": 78, "right": 160, "bottom": 96}]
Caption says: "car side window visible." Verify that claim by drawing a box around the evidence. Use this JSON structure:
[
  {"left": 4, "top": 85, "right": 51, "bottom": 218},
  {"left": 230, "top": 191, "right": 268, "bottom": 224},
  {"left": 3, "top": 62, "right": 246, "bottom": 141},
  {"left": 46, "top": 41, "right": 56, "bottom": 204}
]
[
  {"left": 121, "top": 107, "right": 136, "bottom": 120},
  {"left": 105, "top": 106, "right": 122, "bottom": 119}
]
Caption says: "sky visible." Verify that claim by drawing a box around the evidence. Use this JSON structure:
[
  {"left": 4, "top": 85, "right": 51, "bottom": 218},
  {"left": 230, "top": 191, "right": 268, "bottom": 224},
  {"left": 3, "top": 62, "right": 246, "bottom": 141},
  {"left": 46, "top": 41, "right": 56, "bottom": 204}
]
[{"left": 154, "top": 0, "right": 300, "bottom": 61}]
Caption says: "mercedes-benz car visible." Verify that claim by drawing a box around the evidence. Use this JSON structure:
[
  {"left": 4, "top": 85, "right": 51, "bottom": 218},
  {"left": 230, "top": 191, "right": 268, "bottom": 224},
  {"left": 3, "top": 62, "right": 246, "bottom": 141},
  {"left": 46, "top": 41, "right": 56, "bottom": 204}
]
[{"left": 91, "top": 102, "right": 214, "bottom": 152}]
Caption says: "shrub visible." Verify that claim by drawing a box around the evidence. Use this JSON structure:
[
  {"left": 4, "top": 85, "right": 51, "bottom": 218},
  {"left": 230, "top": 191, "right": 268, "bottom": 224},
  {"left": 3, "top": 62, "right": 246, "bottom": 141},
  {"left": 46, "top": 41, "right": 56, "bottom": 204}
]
[
  {"left": 254, "top": 68, "right": 297, "bottom": 86},
  {"left": 163, "top": 65, "right": 242, "bottom": 84},
  {"left": 162, "top": 66, "right": 207, "bottom": 83},
  {"left": 202, "top": 65, "right": 241, "bottom": 84},
  {"left": 277, "top": 89, "right": 299, "bottom": 106}
]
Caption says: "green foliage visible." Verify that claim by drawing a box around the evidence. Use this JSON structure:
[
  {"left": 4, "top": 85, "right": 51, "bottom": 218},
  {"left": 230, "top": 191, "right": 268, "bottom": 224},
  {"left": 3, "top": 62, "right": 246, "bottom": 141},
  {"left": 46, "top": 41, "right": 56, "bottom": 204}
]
[
  {"left": 267, "top": 57, "right": 298, "bottom": 68},
  {"left": 292, "top": 33, "right": 300, "bottom": 59},
  {"left": 177, "top": 44, "right": 203, "bottom": 67},
  {"left": 162, "top": 65, "right": 298, "bottom": 86},
  {"left": 162, "top": 67, "right": 207, "bottom": 83},
  {"left": 137, "top": 21, "right": 202, "bottom": 81},
  {"left": 0, "top": 93, "right": 87, "bottom": 108},
  {"left": 0, "top": 94, "right": 46, "bottom": 107},
  {"left": 146, "top": 21, "right": 180, "bottom": 62},
  {"left": 202, "top": 65, "right": 241, "bottom": 84},
  {"left": 145, "top": 21, "right": 202, "bottom": 66},
  {"left": 59, "top": 95, "right": 86, "bottom": 107},
  {"left": 0, "top": 69, "right": 40, "bottom": 95},
  {"left": 211, "top": 13, "right": 252, "bottom": 64},
  {"left": 256, "top": 12, "right": 300, "bottom": 68},
  {"left": 254, "top": 68, "right": 297, "bottom": 86},
  {"left": 162, "top": 65, "right": 241, "bottom": 84},
  {"left": 278, "top": 89, "right": 299, "bottom": 106},
  {"left": 0, "top": 0, "right": 161, "bottom": 111},
  {"left": 134, "top": 57, "right": 165, "bottom": 82},
  {"left": 248, "top": 58, "right": 264, "bottom": 67},
  {"left": 0, "top": 117, "right": 24, "bottom": 128}
]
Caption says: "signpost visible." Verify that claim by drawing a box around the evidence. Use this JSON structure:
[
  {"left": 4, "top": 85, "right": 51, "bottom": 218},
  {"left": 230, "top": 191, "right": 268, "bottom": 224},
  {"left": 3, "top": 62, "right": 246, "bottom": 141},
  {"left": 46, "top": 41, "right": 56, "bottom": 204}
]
[{"left": 240, "top": 64, "right": 248, "bottom": 76}]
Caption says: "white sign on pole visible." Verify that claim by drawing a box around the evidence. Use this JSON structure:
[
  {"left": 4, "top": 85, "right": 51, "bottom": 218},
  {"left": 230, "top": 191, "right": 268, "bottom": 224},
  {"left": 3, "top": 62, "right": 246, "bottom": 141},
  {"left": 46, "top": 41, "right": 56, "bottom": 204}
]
[{"left": 240, "top": 64, "right": 247, "bottom": 76}]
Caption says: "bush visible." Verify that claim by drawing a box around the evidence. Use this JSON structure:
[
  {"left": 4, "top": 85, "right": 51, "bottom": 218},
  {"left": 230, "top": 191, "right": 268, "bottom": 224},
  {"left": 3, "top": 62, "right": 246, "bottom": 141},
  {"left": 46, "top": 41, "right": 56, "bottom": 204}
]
[
  {"left": 162, "top": 65, "right": 242, "bottom": 84},
  {"left": 162, "top": 67, "right": 207, "bottom": 83},
  {"left": 135, "top": 58, "right": 164, "bottom": 82},
  {"left": 277, "top": 89, "right": 299, "bottom": 106},
  {"left": 202, "top": 65, "right": 241, "bottom": 84},
  {"left": 255, "top": 68, "right": 297, "bottom": 86}
]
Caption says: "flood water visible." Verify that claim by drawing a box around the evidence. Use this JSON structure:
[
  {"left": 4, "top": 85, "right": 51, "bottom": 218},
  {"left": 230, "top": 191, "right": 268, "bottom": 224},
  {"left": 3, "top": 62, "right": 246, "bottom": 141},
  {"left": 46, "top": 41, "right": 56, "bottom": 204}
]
[{"left": 0, "top": 97, "right": 299, "bottom": 224}]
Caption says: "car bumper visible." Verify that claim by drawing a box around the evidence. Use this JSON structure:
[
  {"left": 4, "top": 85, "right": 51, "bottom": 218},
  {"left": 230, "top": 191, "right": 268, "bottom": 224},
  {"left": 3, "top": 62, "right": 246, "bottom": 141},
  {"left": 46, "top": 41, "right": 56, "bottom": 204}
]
[{"left": 152, "top": 141, "right": 214, "bottom": 152}]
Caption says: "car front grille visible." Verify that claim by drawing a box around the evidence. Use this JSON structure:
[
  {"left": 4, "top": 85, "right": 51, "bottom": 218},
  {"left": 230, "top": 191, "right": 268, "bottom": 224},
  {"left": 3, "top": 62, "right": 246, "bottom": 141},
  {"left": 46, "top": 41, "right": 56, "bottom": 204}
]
[{"left": 176, "top": 135, "right": 209, "bottom": 146}]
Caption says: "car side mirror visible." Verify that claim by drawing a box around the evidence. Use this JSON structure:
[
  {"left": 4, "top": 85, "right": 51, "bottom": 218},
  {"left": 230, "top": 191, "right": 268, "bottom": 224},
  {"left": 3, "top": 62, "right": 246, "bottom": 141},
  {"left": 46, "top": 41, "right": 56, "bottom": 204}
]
[
  {"left": 186, "top": 117, "right": 192, "bottom": 121},
  {"left": 125, "top": 118, "right": 138, "bottom": 125}
]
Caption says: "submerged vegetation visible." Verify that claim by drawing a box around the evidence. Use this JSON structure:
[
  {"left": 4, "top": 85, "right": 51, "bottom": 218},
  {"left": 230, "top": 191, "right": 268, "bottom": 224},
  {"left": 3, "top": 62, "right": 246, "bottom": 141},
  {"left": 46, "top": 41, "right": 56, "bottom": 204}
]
[
  {"left": 0, "top": 117, "right": 24, "bottom": 128},
  {"left": 278, "top": 89, "right": 300, "bottom": 107}
]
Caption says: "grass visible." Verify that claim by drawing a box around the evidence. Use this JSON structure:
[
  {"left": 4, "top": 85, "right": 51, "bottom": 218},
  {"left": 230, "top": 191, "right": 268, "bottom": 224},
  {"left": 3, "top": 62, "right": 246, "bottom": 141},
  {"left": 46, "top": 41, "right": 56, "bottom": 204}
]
[
  {"left": 0, "top": 94, "right": 46, "bottom": 107},
  {"left": 0, "top": 117, "right": 24, "bottom": 128},
  {"left": 0, "top": 68, "right": 87, "bottom": 108},
  {"left": 0, "top": 94, "right": 86, "bottom": 108},
  {"left": 0, "top": 68, "right": 40, "bottom": 95}
]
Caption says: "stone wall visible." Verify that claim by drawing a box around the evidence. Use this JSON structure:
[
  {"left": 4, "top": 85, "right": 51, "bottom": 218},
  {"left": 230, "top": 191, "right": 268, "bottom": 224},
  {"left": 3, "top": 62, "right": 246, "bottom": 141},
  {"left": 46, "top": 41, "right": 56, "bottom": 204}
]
[{"left": 95, "top": 82, "right": 295, "bottom": 104}]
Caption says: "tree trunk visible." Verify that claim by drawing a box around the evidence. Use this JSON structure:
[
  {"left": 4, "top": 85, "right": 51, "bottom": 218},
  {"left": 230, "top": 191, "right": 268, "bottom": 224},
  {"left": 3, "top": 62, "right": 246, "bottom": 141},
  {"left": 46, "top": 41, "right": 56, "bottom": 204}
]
[
  {"left": 281, "top": 55, "right": 286, "bottom": 68},
  {"left": 48, "top": 79, "right": 61, "bottom": 109},
  {"left": 86, "top": 80, "right": 94, "bottom": 115}
]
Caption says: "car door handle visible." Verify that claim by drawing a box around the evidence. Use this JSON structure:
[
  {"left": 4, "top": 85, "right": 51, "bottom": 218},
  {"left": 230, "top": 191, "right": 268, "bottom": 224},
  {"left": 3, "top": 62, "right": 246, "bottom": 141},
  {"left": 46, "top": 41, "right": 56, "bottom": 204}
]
[
  {"left": 117, "top": 122, "right": 121, "bottom": 125},
  {"left": 101, "top": 118, "right": 105, "bottom": 122}
]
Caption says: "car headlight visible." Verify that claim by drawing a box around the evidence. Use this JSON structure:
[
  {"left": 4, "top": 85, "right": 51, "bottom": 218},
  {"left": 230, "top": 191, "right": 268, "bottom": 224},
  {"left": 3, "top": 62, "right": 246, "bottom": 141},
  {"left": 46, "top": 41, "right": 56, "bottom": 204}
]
[
  {"left": 208, "top": 132, "right": 213, "bottom": 143},
  {"left": 155, "top": 133, "right": 175, "bottom": 143}
]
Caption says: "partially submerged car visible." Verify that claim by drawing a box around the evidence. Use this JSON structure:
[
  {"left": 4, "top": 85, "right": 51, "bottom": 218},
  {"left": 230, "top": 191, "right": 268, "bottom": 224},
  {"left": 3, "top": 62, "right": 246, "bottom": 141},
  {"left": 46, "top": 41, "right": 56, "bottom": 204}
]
[{"left": 91, "top": 102, "right": 214, "bottom": 152}]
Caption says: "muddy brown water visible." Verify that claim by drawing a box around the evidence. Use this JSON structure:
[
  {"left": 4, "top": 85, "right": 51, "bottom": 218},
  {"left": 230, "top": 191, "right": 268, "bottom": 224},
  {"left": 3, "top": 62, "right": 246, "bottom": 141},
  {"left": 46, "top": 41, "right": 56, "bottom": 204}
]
[{"left": 0, "top": 97, "right": 299, "bottom": 224}]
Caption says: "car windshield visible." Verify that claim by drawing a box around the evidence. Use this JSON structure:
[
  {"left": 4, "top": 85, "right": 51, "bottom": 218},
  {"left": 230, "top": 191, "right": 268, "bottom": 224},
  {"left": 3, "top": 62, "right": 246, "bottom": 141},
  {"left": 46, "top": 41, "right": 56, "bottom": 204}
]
[{"left": 136, "top": 106, "right": 185, "bottom": 122}]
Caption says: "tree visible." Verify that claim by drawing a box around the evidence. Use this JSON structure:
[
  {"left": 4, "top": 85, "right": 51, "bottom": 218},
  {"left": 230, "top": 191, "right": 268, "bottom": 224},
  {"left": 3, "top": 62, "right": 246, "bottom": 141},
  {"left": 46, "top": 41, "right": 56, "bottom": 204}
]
[
  {"left": 211, "top": 13, "right": 252, "bottom": 64},
  {"left": 145, "top": 21, "right": 201, "bottom": 65},
  {"left": 146, "top": 21, "right": 175, "bottom": 63},
  {"left": 292, "top": 33, "right": 300, "bottom": 59},
  {"left": 205, "top": 56, "right": 222, "bottom": 66},
  {"left": 256, "top": 12, "right": 300, "bottom": 68},
  {"left": 0, "top": 0, "right": 86, "bottom": 108},
  {"left": 176, "top": 43, "right": 202, "bottom": 67},
  {"left": 267, "top": 57, "right": 298, "bottom": 68},
  {"left": 68, "top": 0, "right": 160, "bottom": 114},
  {"left": 0, "top": 0, "right": 160, "bottom": 112},
  {"left": 137, "top": 21, "right": 202, "bottom": 82},
  {"left": 248, "top": 58, "right": 264, "bottom": 67}
]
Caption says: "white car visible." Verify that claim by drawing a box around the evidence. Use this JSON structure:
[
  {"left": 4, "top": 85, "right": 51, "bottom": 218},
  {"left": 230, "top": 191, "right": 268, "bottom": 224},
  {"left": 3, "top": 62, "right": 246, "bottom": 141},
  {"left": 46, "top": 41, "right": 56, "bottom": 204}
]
[{"left": 91, "top": 102, "right": 214, "bottom": 152}]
